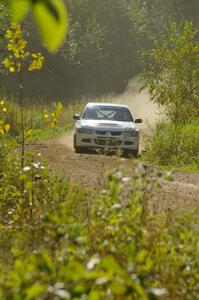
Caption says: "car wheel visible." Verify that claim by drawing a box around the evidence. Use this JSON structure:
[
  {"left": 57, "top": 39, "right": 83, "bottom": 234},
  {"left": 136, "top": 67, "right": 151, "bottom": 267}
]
[
  {"left": 74, "top": 135, "right": 87, "bottom": 154},
  {"left": 132, "top": 149, "right": 139, "bottom": 158},
  {"left": 75, "top": 146, "right": 85, "bottom": 153},
  {"left": 124, "top": 149, "right": 139, "bottom": 158}
]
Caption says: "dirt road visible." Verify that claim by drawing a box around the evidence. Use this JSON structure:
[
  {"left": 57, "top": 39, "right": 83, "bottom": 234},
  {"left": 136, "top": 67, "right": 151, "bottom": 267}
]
[
  {"left": 28, "top": 84, "right": 199, "bottom": 214},
  {"left": 28, "top": 140, "right": 199, "bottom": 214},
  {"left": 28, "top": 140, "right": 199, "bottom": 215}
]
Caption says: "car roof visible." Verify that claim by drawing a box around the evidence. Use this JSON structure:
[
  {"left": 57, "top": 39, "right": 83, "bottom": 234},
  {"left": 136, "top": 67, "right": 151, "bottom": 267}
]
[{"left": 86, "top": 102, "right": 129, "bottom": 108}]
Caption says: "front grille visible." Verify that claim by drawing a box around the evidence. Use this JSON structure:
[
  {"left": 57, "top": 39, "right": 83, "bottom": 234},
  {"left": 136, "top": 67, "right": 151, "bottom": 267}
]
[
  {"left": 111, "top": 131, "right": 122, "bottom": 136},
  {"left": 125, "top": 141, "right": 134, "bottom": 145},
  {"left": 95, "top": 130, "right": 107, "bottom": 135},
  {"left": 82, "top": 138, "right": 91, "bottom": 143}
]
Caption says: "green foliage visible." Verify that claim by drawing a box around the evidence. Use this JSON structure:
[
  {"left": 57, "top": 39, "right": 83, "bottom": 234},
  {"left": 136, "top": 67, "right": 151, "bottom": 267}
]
[
  {"left": 43, "top": 102, "right": 63, "bottom": 128},
  {"left": 0, "top": 3, "right": 10, "bottom": 40},
  {"left": 0, "top": 144, "right": 198, "bottom": 299},
  {"left": 1, "top": 98, "right": 85, "bottom": 141},
  {"left": 0, "top": 3, "right": 10, "bottom": 74},
  {"left": 141, "top": 21, "right": 199, "bottom": 124},
  {"left": 2, "top": 0, "right": 199, "bottom": 100},
  {"left": 140, "top": 20, "right": 199, "bottom": 169},
  {"left": 8, "top": 0, "right": 68, "bottom": 52},
  {"left": 145, "top": 122, "right": 199, "bottom": 168},
  {"left": 60, "top": 0, "right": 141, "bottom": 95},
  {"left": 0, "top": 100, "right": 10, "bottom": 134},
  {"left": 59, "top": 0, "right": 167, "bottom": 96}
]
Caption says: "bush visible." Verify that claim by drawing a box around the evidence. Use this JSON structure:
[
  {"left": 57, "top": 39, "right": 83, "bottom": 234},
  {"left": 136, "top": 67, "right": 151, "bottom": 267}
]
[
  {"left": 0, "top": 142, "right": 198, "bottom": 299},
  {"left": 141, "top": 22, "right": 199, "bottom": 124},
  {"left": 145, "top": 122, "right": 199, "bottom": 168},
  {"left": 2, "top": 99, "right": 86, "bottom": 142}
]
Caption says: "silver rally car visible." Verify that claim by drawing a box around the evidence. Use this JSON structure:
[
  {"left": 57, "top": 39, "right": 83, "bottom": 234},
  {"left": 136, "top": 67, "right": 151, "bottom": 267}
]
[{"left": 73, "top": 103, "right": 142, "bottom": 156}]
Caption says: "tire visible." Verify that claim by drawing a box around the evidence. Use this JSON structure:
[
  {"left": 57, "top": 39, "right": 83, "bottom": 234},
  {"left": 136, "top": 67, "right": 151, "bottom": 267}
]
[
  {"left": 75, "top": 146, "right": 85, "bottom": 153},
  {"left": 73, "top": 134, "right": 87, "bottom": 154},
  {"left": 132, "top": 149, "right": 139, "bottom": 158},
  {"left": 124, "top": 149, "right": 139, "bottom": 158}
]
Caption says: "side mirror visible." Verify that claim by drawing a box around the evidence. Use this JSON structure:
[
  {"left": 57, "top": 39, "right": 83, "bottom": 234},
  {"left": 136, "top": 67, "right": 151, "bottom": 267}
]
[
  {"left": 135, "top": 118, "right": 142, "bottom": 124},
  {"left": 73, "top": 114, "right": 80, "bottom": 120}
]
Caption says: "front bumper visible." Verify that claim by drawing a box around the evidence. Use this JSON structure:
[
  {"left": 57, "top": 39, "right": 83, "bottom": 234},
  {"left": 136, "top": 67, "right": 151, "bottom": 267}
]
[{"left": 75, "top": 132, "right": 139, "bottom": 150}]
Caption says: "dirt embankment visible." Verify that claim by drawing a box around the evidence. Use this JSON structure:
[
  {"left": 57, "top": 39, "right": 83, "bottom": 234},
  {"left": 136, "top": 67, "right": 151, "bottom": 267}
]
[{"left": 28, "top": 82, "right": 199, "bottom": 214}]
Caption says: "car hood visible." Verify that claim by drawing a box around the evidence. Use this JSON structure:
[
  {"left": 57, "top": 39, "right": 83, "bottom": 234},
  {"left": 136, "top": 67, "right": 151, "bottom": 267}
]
[{"left": 77, "top": 119, "right": 137, "bottom": 130}]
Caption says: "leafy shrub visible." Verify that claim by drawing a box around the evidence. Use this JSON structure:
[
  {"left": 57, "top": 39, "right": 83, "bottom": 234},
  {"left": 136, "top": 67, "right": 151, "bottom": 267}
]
[
  {"left": 145, "top": 122, "right": 199, "bottom": 168},
  {"left": 0, "top": 143, "right": 198, "bottom": 299},
  {"left": 141, "top": 22, "right": 199, "bottom": 124},
  {"left": 2, "top": 99, "right": 86, "bottom": 142}
]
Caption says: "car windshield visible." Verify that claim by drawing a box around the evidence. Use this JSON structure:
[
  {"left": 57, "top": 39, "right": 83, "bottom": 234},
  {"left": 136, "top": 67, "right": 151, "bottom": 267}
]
[{"left": 82, "top": 105, "right": 133, "bottom": 122}]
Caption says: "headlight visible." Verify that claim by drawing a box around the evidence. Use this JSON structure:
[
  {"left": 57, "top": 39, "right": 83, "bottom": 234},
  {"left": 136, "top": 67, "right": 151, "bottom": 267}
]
[
  {"left": 78, "top": 127, "right": 93, "bottom": 134},
  {"left": 123, "top": 130, "right": 139, "bottom": 137}
]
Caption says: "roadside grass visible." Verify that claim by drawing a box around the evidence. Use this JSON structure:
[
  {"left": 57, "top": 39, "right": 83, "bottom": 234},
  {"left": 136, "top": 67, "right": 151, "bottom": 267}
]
[
  {"left": 175, "top": 164, "right": 199, "bottom": 172},
  {"left": 4, "top": 97, "right": 199, "bottom": 173},
  {"left": 143, "top": 121, "right": 199, "bottom": 171},
  {"left": 0, "top": 97, "right": 198, "bottom": 299},
  {"left": 25, "top": 126, "right": 67, "bottom": 143},
  {"left": 4, "top": 96, "right": 116, "bottom": 143},
  {"left": 0, "top": 140, "right": 198, "bottom": 300},
  {"left": 4, "top": 98, "right": 87, "bottom": 143}
]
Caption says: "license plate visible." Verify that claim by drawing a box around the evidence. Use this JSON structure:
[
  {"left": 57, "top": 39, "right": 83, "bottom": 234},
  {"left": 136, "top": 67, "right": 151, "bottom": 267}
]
[{"left": 95, "top": 139, "right": 121, "bottom": 146}]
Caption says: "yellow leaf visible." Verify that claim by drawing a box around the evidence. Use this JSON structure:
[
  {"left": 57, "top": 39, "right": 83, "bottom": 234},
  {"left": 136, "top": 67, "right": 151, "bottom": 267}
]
[
  {"left": 5, "top": 29, "right": 12, "bottom": 39},
  {"left": 24, "top": 51, "right": 30, "bottom": 58},
  {"left": 4, "top": 124, "right": 10, "bottom": 133},
  {"left": 4, "top": 58, "right": 11, "bottom": 68},
  {"left": 9, "top": 66, "right": 15, "bottom": 72},
  {"left": 44, "top": 114, "right": 49, "bottom": 119},
  {"left": 31, "top": 53, "right": 38, "bottom": 59},
  {"left": 25, "top": 129, "right": 32, "bottom": 137}
]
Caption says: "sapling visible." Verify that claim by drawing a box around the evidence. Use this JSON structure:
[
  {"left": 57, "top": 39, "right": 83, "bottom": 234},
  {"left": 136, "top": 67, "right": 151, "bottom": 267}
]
[{"left": 3, "top": 22, "right": 44, "bottom": 170}]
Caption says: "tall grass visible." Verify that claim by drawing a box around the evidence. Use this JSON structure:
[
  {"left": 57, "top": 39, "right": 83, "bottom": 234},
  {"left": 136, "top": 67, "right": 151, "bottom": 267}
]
[
  {"left": 4, "top": 98, "right": 87, "bottom": 142},
  {"left": 145, "top": 121, "right": 199, "bottom": 169},
  {"left": 4, "top": 95, "right": 116, "bottom": 142}
]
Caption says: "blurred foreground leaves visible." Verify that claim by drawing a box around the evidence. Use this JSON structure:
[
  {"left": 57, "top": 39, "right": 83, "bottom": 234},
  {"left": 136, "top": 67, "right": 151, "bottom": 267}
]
[{"left": 8, "top": 0, "right": 68, "bottom": 52}]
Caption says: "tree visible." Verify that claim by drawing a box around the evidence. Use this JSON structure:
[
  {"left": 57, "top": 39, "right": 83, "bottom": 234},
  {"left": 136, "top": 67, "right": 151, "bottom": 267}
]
[
  {"left": 172, "top": 0, "right": 199, "bottom": 26},
  {"left": 2, "top": 0, "right": 199, "bottom": 101},
  {"left": 141, "top": 21, "right": 199, "bottom": 124},
  {"left": 58, "top": 0, "right": 142, "bottom": 96},
  {"left": 3, "top": 22, "right": 44, "bottom": 169}
]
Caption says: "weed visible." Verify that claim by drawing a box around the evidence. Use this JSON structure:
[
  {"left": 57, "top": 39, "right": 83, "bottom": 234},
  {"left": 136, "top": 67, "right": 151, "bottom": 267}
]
[
  {"left": 0, "top": 142, "right": 198, "bottom": 299},
  {"left": 144, "top": 121, "right": 199, "bottom": 168}
]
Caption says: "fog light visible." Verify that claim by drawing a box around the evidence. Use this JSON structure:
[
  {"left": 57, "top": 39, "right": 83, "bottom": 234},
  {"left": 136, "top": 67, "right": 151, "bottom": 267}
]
[
  {"left": 82, "top": 138, "right": 91, "bottom": 143},
  {"left": 124, "top": 131, "right": 139, "bottom": 137}
]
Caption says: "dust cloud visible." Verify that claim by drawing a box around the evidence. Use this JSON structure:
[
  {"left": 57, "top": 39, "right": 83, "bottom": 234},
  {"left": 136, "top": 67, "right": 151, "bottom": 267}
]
[
  {"left": 115, "top": 79, "right": 160, "bottom": 129},
  {"left": 55, "top": 130, "right": 74, "bottom": 149}
]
